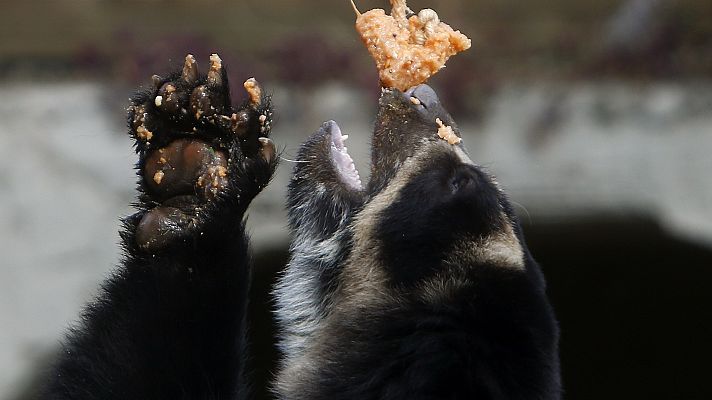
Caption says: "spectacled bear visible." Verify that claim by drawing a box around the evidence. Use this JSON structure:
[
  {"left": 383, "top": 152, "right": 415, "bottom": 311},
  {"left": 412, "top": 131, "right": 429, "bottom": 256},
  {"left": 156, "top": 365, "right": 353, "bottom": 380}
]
[
  {"left": 41, "top": 55, "right": 561, "bottom": 400},
  {"left": 275, "top": 84, "right": 561, "bottom": 399}
]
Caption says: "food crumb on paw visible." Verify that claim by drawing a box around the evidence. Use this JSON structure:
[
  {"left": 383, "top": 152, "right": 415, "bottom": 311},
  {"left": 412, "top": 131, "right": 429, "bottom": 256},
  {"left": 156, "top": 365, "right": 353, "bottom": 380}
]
[
  {"left": 199, "top": 163, "right": 229, "bottom": 198},
  {"left": 436, "top": 118, "right": 461, "bottom": 145},
  {"left": 182, "top": 54, "right": 199, "bottom": 84},
  {"left": 243, "top": 78, "right": 262, "bottom": 106},
  {"left": 131, "top": 105, "right": 154, "bottom": 141},
  {"left": 207, "top": 165, "right": 228, "bottom": 179},
  {"left": 207, "top": 53, "right": 223, "bottom": 86},
  {"left": 153, "top": 170, "right": 165, "bottom": 185},
  {"left": 354, "top": 0, "right": 471, "bottom": 91},
  {"left": 136, "top": 124, "right": 153, "bottom": 141},
  {"left": 154, "top": 96, "right": 163, "bottom": 107}
]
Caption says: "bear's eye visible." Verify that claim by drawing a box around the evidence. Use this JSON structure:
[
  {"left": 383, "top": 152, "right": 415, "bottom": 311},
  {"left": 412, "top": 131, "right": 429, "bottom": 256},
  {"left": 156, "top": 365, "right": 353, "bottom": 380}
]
[
  {"left": 450, "top": 175, "right": 472, "bottom": 193},
  {"left": 449, "top": 165, "right": 478, "bottom": 194}
]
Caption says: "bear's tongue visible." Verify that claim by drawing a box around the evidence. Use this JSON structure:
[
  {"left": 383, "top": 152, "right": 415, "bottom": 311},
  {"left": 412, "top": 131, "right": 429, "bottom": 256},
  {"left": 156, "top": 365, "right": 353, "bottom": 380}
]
[{"left": 327, "top": 120, "right": 363, "bottom": 191}]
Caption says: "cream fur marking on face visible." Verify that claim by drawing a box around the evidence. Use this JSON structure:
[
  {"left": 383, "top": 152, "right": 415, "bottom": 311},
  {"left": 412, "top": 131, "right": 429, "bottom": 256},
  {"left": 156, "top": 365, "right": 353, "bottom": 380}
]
[
  {"left": 339, "top": 147, "right": 440, "bottom": 302},
  {"left": 339, "top": 140, "right": 524, "bottom": 308},
  {"left": 276, "top": 150, "right": 436, "bottom": 394},
  {"left": 418, "top": 218, "right": 526, "bottom": 304},
  {"left": 450, "top": 223, "right": 525, "bottom": 270},
  {"left": 277, "top": 135, "right": 536, "bottom": 397}
]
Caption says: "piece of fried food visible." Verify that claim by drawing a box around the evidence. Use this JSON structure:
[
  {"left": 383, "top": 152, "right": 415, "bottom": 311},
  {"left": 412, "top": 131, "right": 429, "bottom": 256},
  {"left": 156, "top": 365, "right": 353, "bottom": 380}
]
[{"left": 353, "top": 0, "right": 471, "bottom": 91}]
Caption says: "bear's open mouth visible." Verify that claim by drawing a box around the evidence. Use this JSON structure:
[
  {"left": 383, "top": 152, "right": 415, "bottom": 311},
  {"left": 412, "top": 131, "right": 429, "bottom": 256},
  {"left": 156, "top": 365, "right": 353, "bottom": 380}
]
[
  {"left": 320, "top": 84, "right": 458, "bottom": 196},
  {"left": 327, "top": 120, "right": 363, "bottom": 191}
]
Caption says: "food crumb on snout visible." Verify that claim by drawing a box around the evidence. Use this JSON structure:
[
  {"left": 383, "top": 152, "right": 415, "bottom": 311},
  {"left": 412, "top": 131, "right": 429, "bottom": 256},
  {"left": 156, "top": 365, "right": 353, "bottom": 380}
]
[{"left": 436, "top": 118, "right": 461, "bottom": 145}]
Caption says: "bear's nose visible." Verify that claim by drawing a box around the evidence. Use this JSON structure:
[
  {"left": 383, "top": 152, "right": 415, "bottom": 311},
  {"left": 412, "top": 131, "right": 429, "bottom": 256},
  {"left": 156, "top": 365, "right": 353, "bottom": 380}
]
[{"left": 405, "top": 84, "right": 441, "bottom": 111}]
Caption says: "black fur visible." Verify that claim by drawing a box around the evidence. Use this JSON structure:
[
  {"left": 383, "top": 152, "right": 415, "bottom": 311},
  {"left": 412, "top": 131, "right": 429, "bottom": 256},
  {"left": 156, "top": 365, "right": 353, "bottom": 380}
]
[
  {"left": 41, "top": 56, "right": 559, "bottom": 398},
  {"left": 377, "top": 152, "right": 505, "bottom": 287},
  {"left": 43, "top": 222, "right": 252, "bottom": 400},
  {"left": 298, "top": 268, "right": 559, "bottom": 400},
  {"left": 41, "top": 56, "right": 276, "bottom": 400}
]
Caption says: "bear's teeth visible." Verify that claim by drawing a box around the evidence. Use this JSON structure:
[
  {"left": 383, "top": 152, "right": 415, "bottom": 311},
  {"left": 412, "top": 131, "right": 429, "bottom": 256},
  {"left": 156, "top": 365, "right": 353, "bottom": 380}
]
[{"left": 328, "top": 121, "right": 363, "bottom": 190}]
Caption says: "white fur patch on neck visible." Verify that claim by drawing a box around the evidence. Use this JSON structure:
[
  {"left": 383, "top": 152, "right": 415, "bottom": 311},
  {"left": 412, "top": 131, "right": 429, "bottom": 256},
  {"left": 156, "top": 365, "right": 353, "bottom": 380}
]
[{"left": 274, "top": 233, "right": 343, "bottom": 364}]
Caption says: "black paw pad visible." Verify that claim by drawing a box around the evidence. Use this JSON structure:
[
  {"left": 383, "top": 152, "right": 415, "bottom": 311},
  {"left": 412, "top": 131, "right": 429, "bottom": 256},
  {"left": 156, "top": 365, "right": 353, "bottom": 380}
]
[{"left": 135, "top": 206, "right": 196, "bottom": 250}]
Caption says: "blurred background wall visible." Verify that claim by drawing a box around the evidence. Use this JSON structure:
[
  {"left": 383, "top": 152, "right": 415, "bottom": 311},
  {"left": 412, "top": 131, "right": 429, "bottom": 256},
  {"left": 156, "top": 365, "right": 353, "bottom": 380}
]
[{"left": 1, "top": 0, "right": 711, "bottom": 399}]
